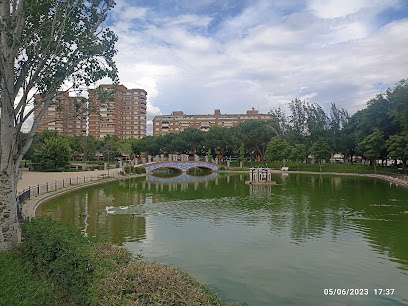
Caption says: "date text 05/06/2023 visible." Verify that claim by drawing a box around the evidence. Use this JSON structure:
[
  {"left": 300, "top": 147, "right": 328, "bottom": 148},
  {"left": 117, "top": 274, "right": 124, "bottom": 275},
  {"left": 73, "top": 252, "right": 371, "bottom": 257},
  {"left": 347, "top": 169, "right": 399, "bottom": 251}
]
[{"left": 323, "top": 289, "right": 395, "bottom": 296}]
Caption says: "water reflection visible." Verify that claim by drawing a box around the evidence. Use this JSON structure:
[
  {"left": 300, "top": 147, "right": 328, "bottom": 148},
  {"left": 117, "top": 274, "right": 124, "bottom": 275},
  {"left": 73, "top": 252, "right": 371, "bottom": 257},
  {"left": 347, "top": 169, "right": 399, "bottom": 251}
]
[
  {"left": 147, "top": 172, "right": 218, "bottom": 183},
  {"left": 37, "top": 173, "right": 408, "bottom": 305}
]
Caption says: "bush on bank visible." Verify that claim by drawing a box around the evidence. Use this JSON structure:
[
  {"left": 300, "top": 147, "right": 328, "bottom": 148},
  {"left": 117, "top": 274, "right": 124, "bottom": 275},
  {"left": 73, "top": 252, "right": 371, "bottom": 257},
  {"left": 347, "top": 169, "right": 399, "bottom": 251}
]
[
  {"left": 0, "top": 251, "right": 60, "bottom": 305},
  {"left": 125, "top": 165, "right": 146, "bottom": 174},
  {"left": 19, "top": 217, "right": 227, "bottom": 305},
  {"left": 20, "top": 217, "right": 101, "bottom": 304}
]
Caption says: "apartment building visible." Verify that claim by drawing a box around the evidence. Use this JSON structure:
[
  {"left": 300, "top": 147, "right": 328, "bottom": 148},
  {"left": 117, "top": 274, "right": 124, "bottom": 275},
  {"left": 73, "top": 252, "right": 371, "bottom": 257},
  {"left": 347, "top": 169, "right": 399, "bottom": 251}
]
[
  {"left": 152, "top": 109, "right": 272, "bottom": 136},
  {"left": 33, "top": 91, "right": 87, "bottom": 137},
  {"left": 88, "top": 84, "right": 147, "bottom": 140}
]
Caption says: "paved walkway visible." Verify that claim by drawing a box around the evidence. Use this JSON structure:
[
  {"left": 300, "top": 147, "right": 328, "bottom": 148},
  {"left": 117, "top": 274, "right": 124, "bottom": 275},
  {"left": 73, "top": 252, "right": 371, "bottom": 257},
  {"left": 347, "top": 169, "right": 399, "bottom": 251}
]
[{"left": 17, "top": 168, "right": 121, "bottom": 193}]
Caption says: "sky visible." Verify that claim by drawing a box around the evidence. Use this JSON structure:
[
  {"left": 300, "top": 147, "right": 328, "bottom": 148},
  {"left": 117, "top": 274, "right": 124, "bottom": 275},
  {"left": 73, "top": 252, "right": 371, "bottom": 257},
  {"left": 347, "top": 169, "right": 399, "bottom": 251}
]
[{"left": 102, "top": 0, "right": 408, "bottom": 134}]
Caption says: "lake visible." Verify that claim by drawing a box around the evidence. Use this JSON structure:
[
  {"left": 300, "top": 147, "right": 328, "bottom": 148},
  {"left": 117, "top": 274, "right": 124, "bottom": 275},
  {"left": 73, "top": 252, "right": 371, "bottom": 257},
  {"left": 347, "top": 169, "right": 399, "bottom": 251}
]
[{"left": 37, "top": 172, "right": 408, "bottom": 305}]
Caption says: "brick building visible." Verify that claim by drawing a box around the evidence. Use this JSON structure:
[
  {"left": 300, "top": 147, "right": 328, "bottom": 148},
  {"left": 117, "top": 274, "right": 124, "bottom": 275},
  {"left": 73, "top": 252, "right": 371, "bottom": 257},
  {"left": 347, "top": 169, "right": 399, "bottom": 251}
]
[
  {"left": 33, "top": 91, "right": 87, "bottom": 137},
  {"left": 88, "top": 84, "right": 147, "bottom": 140},
  {"left": 152, "top": 109, "right": 272, "bottom": 136}
]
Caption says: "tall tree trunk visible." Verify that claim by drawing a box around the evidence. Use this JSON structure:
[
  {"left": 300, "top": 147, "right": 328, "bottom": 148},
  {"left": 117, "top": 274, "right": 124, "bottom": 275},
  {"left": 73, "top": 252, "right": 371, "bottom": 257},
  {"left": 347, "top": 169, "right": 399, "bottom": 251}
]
[
  {"left": 0, "top": 56, "right": 23, "bottom": 251},
  {"left": 0, "top": 162, "right": 19, "bottom": 251}
]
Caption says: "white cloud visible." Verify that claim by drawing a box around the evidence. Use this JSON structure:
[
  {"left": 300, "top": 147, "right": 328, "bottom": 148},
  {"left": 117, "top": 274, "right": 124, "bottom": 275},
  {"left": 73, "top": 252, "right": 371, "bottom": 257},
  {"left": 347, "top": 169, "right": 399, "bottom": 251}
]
[
  {"left": 161, "top": 14, "right": 212, "bottom": 27},
  {"left": 308, "top": 0, "right": 399, "bottom": 19},
  {"left": 106, "top": 0, "right": 408, "bottom": 131}
]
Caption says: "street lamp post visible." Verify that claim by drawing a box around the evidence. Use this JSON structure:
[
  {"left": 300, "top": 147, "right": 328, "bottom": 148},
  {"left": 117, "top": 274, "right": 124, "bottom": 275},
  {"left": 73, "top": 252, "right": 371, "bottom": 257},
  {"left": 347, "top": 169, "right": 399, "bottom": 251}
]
[{"left": 108, "top": 152, "right": 110, "bottom": 178}]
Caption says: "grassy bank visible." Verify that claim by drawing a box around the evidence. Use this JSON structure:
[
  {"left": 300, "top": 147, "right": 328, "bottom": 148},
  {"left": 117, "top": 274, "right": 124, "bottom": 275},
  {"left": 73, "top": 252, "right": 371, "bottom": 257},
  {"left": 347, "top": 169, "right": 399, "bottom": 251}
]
[
  {"left": 1, "top": 217, "right": 228, "bottom": 305},
  {"left": 223, "top": 161, "right": 405, "bottom": 175}
]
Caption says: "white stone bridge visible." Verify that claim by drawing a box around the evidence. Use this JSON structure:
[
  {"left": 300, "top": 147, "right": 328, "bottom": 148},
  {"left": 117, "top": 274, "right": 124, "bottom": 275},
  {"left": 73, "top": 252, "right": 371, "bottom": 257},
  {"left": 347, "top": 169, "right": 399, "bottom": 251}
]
[{"left": 142, "top": 161, "right": 221, "bottom": 173}]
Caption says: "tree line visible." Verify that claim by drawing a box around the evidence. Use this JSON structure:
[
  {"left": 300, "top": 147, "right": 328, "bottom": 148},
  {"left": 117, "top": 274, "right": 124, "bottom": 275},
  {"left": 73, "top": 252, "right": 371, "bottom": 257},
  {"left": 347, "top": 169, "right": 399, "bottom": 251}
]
[{"left": 25, "top": 79, "right": 408, "bottom": 173}]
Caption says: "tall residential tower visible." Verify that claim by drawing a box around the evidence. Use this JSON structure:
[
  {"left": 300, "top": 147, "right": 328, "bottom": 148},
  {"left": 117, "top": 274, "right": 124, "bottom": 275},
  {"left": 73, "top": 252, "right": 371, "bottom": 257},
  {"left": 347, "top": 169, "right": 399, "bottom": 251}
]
[
  {"left": 33, "top": 91, "right": 87, "bottom": 137},
  {"left": 88, "top": 85, "right": 147, "bottom": 140}
]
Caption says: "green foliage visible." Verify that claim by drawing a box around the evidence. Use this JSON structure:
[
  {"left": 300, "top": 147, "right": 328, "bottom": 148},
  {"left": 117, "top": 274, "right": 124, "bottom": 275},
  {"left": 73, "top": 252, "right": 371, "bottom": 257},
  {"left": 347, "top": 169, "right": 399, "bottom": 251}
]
[
  {"left": 23, "top": 130, "right": 60, "bottom": 161},
  {"left": 236, "top": 120, "right": 277, "bottom": 165},
  {"left": 73, "top": 135, "right": 97, "bottom": 161},
  {"left": 0, "top": 252, "right": 60, "bottom": 305},
  {"left": 387, "top": 79, "right": 408, "bottom": 133},
  {"left": 359, "top": 129, "right": 385, "bottom": 162},
  {"left": 311, "top": 138, "right": 332, "bottom": 171},
  {"left": 100, "top": 135, "right": 121, "bottom": 160},
  {"left": 266, "top": 138, "right": 291, "bottom": 162},
  {"left": 97, "top": 261, "right": 227, "bottom": 305},
  {"left": 239, "top": 142, "right": 245, "bottom": 163},
  {"left": 135, "top": 167, "right": 146, "bottom": 174},
  {"left": 18, "top": 217, "right": 227, "bottom": 305},
  {"left": 34, "top": 136, "right": 72, "bottom": 170},
  {"left": 290, "top": 144, "right": 307, "bottom": 170},
  {"left": 386, "top": 134, "right": 408, "bottom": 162},
  {"left": 124, "top": 166, "right": 146, "bottom": 174},
  {"left": 20, "top": 217, "right": 96, "bottom": 304}
]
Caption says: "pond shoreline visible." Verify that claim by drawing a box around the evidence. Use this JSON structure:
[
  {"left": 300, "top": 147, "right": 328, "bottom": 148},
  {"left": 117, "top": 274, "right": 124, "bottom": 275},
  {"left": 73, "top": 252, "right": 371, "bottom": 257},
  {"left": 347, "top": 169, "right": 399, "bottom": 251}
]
[
  {"left": 22, "top": 169, "right": 407, "bottom": 219},
  {"left": 22, "top": 172, "right": 146, "bottom": 218}
]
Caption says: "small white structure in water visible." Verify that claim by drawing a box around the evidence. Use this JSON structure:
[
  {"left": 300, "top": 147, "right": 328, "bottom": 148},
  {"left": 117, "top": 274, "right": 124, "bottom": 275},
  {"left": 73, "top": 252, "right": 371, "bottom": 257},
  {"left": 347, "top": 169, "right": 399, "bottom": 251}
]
[{"left": 247, "top": 168, "right": 275, "bottom": 184}]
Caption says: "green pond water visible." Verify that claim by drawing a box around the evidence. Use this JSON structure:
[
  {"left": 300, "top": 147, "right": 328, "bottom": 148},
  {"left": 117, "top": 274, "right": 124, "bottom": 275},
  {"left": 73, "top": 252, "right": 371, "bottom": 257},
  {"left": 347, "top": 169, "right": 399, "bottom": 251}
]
[{"left": 37, "top": 172, "right": 408, "bottom": 305}]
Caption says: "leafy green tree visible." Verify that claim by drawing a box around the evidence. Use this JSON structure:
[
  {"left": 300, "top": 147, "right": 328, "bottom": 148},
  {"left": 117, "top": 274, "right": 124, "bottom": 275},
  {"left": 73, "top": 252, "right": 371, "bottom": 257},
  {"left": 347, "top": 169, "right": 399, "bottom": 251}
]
[
  {"left": 387, "top": 79, "right": 408, "bottom": 133},
  {"left": 386, "top": 134, "right": 408, "bottom": 173},
  {"left": 23, "top": 130, "right": 60, "bottom": 161},
  {"left": 207, "top": 148, "right": 212, "bottom": 161},
  {"left": 266, "top": 138, "right": 291, "bottom": 168},
  {"left": 239, "top": 143, "right": 245, "bottom": 167},
  {"left": 73, "top": 135, "right": 97, "bottom": 162},
  {"left": 305, "top": 103, "right": 329, "bottom": 146},
  {"left": 290, "top": 144, "right": 307, "bottom": 171},
  {"left": 204, "top": 127, "right": 229, "bottom": 158},
  {"left": 177, "top": 128, "right": 206, "bottom": 155},
  {"left": 359, "top": 129, "right": 385, "bottom": 173},
  {"left": 35, "top": 137, "right": 72, "bottom": 170},
  {"left": 328, "top": 103, "right": 349, "bottom": 154},
  {"left": 118, "top": 138, "right": 137, "bottom": 160},
  {"left": 311, "top": 138, "right": 332, "bottom": 172},
  {"left": 270, "top": 107, "right": 289, "bottom": 138},
  {"left": 100, "top": 135, "right": 121, "bottom": 161},
  {"left": 287, "top": 99, "right": 329, "bottom": 147},
  {"left": 352, "top": 94, "right": 395, "bottom": 164},
  {"left": 288, "top": 98, "right": 308, "bottom": 144},
  {"left": 168, "top": 135, "right": 188, "bottom": 154},
  {"left": 0, "top": 0, "right": 118, "bottom": 250},
  {"left": 237, "top": 120, "right": 276, "bottom": 166}
]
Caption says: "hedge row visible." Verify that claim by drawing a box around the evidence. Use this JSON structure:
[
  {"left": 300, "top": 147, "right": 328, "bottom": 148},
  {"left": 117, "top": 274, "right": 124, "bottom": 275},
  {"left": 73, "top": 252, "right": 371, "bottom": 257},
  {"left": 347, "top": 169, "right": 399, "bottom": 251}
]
[{"left": 124, "top": 166, "right": 146, "bottom": 174}]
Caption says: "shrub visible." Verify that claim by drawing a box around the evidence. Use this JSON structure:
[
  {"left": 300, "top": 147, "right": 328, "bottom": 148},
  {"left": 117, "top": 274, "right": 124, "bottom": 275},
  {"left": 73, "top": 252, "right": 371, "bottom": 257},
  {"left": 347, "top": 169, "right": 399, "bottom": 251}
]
[
  {"left": 20, "top": 217, "right": 96, "bottom": 304},
  {"left": 124, "top": 166, "right": 132, "bottom": 174},
  {"left": 19, "top": 218, "right": 227, "bottom": 305},
  {"left": 134, "top": 167, "right": 146, "bottom": 174},
  {"left": 0, "top": 252, "right": 60, "bottom": 305},
  {"left": 97, "top": 261, "right": 225, "bottom": 305}
]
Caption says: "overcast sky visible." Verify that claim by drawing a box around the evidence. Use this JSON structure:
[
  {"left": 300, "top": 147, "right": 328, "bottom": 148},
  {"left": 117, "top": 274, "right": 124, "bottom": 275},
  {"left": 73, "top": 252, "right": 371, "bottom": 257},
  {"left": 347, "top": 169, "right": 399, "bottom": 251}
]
[{"left": 103, "top": 0, "right": 407, "bottom": 134}]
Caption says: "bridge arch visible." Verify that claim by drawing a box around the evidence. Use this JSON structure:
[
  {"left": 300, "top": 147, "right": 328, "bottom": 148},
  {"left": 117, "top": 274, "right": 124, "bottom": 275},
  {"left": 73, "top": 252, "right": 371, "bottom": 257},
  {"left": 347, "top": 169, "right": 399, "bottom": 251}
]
[{"left": 143, "top": 161, "right": 220, "bottom": 173}]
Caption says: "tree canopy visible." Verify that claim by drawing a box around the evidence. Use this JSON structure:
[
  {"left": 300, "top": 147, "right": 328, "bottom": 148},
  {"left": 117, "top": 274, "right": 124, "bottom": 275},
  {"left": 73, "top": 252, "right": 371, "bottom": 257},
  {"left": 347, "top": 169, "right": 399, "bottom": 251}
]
[{"left": 0, "top": 0, "right": 118, "bottom": 251}]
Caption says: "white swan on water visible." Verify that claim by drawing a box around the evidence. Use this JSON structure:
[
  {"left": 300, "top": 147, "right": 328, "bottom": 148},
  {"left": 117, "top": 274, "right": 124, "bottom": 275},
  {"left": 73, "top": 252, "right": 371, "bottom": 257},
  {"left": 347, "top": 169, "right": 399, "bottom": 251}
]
[{"left": 106, "top": 206, "right": 115, "bottom": 214}]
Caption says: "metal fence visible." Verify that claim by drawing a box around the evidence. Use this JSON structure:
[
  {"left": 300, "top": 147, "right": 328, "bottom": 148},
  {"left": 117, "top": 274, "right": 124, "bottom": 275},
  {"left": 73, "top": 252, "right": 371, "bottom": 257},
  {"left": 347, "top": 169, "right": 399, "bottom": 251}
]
[{"left": 16, "top": 171, "right": 123, "bottom": 223}]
